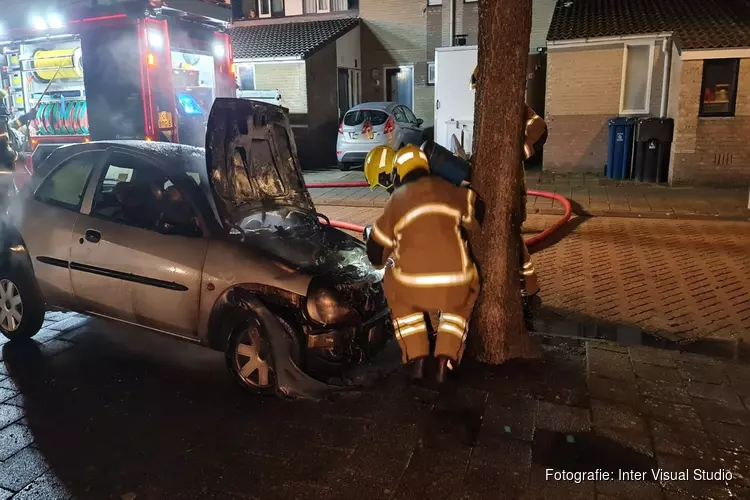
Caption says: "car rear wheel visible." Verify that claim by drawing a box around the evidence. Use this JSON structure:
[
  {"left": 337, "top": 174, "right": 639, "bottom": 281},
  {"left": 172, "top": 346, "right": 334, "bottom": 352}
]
[
  {"left": 337, "top": 161, "right": 353, "bottom": 171},
  {"left": 0, "top": 266, "right": 44, "bottom": 342},
  {"left": 224, "top": 307, "right": 302, "bottom": 395}
]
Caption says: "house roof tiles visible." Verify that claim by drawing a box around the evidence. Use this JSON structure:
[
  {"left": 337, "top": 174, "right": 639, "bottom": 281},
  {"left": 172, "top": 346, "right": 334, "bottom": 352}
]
[
  {"left": 547, "top": 0, "right": 750, "bottom": 50},
  {"left": 230, "top": 17, "right": 359, "bottom": 59}
]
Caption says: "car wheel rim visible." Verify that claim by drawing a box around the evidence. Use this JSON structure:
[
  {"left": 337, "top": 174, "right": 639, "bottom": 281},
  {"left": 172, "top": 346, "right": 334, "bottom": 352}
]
[
  {"left": 0, "top": 279, "right": 22, "bottom": 332},
  {"left": 235, "top": 322, "right": 274, "bottom": 388}
]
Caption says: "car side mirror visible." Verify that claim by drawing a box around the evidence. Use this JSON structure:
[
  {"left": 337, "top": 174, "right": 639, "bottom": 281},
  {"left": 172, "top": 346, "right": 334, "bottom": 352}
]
[
  {"left": 363, "top": 224, "right": 373, "bottom": 241},
  {"left": 416, "top": 118, "right": 424, "bottom": 127}
]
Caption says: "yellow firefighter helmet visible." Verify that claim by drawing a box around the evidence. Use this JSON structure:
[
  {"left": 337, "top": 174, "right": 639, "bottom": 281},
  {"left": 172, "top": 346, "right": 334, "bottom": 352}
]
[
  {"left": 364, "top": 145, "right": 396, "bottom": 189},
  {"left": 394, "top": 144, "right": 429, "bottom": 180},
  {"left": 470, "top": 65, "right": 478, "bottom": 90}
]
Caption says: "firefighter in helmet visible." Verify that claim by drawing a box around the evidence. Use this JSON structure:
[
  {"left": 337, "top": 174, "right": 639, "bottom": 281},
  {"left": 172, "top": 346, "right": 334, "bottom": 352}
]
[
  {"left": 364, "top": 145, "right": 396, "bottom": 191},
  {"left": 470, "top": 65, "right": 545, "bottom": 299},
  {"left": 366, "top": 144, "right": 484, "bottom": 382},
  {"left": 0, "top": 90, "right": 37, "bottom": 206}
]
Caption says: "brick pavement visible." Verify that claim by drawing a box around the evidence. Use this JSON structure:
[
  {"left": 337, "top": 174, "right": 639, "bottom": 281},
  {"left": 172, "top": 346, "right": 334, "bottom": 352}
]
[
  {"left": 319, "top": 206, "right": 750, "bottom": 344},
  {"left": 304, "top": 169, "right": 750, "bottom": 221},
  {"left": 0, "top": 313, "right": 749, "bottom": 498}
]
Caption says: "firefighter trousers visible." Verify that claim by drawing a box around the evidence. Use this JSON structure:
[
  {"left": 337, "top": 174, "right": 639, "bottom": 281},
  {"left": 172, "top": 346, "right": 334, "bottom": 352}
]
[
  {"left": 385, "top": 273, "right": 480, "bottom": 365},
  {"left": 521, "top": 238, "right": 539, "bottom": 296}
]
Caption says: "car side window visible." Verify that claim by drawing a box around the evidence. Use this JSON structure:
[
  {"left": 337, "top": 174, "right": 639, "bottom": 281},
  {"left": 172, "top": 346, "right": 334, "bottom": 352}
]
[
  {"left": 403, "top": 107, "right": 418, "bottom": 124},
  {"left": 35, "top": 152, "right": 100, "bottom": 211},
  {"left": 91, "top": 153, "right": 202, "bottom": 237},
  {"left": 393, "top": 107, "right": 408, "bottom": 123}
]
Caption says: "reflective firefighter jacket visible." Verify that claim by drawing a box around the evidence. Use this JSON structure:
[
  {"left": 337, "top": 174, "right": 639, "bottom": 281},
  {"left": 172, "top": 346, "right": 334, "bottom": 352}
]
[{"left": 367, "top": 172, "right": 484, "bottom": 287}]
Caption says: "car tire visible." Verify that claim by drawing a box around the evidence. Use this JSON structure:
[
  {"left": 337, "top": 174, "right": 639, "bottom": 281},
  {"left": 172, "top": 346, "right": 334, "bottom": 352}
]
[
  {"left": 0, "top": 265, "right": 44, "bottom": 342},
  {"left": 223, "top": 306, "right": 302, "bottom": 395},
  {"left": 338, "top": 161, "right": 351, "bottom": 171}
]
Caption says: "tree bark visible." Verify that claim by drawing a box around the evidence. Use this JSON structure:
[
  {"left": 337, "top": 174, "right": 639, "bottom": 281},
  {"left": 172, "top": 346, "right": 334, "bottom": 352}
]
[{"left": 469, "top": 0, "right": 539, "bottom": 364}]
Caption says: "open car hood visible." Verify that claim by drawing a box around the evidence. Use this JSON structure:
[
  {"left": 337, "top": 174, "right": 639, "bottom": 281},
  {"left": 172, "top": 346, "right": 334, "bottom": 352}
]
[
  {"left": 205, "top": 98, "right": 314, "bottom": 227},
  {"left": 236, "top": 207, "right": 383, "bottom": 284}
]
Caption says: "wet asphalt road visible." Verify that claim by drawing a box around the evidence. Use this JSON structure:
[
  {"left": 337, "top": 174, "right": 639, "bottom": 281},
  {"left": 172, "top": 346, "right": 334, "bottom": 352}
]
[{"left": 1, "top": 313, "right": 750, "bottom": 499}]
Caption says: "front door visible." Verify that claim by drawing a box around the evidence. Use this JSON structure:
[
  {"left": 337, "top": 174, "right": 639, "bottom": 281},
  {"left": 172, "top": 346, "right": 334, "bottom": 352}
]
[
  {"left": 69, "top": 149, "right": 208, "bottom": 337},
  {"left": 20, "top": 149, "right": 106, "bottom": 310},
  {"left": 385, "top": 66, "right": 414, "bottom": 109},
  {"left": 338, "top": 68, "right": 350, "bottom": 119}
]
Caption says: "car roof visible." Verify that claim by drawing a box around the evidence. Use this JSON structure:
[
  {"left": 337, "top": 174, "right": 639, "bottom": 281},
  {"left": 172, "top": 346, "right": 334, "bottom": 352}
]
[
  {"left": 50, "top": 140, "right": 206, "bottom": 178},
  {"left": 348, "top": 102, "right": 398, "bottom": 112}
]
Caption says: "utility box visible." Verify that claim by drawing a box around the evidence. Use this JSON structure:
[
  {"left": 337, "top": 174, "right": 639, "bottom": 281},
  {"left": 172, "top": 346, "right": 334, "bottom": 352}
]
[
  {"left": 434, "top": 46, "right": 478, "bottom": 151},
  {"left": 606, "top": 117, "right": 635, "bottom": 179},
  {"left": 632, "top": 118, "right": 674, "bottom": 183}
]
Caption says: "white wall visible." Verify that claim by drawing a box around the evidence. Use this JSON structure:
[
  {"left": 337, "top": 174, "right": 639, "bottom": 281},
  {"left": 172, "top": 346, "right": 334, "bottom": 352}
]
[
  {"left": 336, "top": 26, "right": 360, "bottom": 69},
  {"left": 285, "top": 0, "right": 304, "bottom": 16},
  {"left": 530, "top": 0, "right": 557, "bottom": 53}
]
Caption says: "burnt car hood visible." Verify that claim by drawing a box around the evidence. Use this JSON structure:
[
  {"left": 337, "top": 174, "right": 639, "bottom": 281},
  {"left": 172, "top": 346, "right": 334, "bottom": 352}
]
[
  {"left": 236, "top": 207, "right": 383, "bottom": 284},
  {"left": 205, "top": 98, "right": 315, "bottom": 226}
]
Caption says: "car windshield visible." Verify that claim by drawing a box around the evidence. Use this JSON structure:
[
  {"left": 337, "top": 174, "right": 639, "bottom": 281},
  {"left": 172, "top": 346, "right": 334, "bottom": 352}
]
[{"left": 343, "top": 110, "right": 388, "bottom": 127}]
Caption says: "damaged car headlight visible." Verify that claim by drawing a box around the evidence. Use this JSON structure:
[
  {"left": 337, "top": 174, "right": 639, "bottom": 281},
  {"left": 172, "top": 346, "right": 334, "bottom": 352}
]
[{"left": 306, "top": 280, "right": 360, "bottom": 326}]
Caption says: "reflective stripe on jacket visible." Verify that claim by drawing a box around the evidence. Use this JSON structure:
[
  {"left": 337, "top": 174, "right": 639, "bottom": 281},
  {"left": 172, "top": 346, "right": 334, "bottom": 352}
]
[{"left": 372, "top": 176, "right": 478, "bottom": 288}]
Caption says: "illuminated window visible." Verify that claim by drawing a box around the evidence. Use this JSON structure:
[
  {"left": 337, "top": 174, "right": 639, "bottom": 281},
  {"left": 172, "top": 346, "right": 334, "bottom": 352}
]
[{"left": 699, "top": 59, "right": 740, "bottom": 117}]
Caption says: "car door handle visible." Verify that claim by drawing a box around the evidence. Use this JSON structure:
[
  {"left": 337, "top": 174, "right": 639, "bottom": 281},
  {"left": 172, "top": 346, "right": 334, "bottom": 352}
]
[{"left": 84, "top": 230, "right": 101, "bottom": 244}]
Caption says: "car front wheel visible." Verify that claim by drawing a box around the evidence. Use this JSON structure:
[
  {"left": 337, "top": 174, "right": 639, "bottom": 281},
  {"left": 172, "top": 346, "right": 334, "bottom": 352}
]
[
  {"left": 0, "top": 266, "right": 44, "bottom": 342},
  {"left": 223, "top": 307, "right": 302, "bottom": 395}
]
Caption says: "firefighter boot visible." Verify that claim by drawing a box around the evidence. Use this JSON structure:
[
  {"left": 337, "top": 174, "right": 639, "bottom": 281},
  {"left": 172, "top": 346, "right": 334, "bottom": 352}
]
[
  {"left": 521, "top": 240, "right": 540, "bottom": 297},
  {"left": 392, "top": 312, "right": 430, "bottom": 365},
  {"left": 435, "top": 356, "right": 452, "bottom": 384},
  {"left": 523, "top": 296, "right": 534, "bottom": 331},
  {"left": 409, "top": 357, "right": 425, "bottom": 380},
  {"left": 434, "top": 312, "right": 469, "bottom": 380}
]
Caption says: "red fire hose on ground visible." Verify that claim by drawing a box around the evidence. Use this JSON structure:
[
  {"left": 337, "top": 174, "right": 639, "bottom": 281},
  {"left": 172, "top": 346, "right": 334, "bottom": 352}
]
[{"left": 310, "top": 181, "right": 573, "bottom": 248}]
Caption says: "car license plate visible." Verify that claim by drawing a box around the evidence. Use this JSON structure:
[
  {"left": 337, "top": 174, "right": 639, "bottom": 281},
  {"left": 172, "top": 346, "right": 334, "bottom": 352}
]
[{"left": 158, "top": 111, "right": 174, "bottom": 129}]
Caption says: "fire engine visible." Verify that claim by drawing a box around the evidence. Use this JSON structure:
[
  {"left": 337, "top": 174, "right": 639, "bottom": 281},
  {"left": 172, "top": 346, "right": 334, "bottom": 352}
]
[{"left": 0, "top": 0, "right": 235, "bottom": 171}]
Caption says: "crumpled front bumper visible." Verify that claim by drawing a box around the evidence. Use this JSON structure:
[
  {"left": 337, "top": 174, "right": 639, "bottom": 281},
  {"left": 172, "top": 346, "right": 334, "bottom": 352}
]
[{"left": 306, "top": 307, "right": 393, "bottom": 357}]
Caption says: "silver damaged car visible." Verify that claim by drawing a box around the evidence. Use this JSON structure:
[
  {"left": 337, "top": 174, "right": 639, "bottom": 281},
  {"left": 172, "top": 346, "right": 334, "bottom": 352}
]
[{"left": 0, "top": 98, "right": 392, "bottom": 398}]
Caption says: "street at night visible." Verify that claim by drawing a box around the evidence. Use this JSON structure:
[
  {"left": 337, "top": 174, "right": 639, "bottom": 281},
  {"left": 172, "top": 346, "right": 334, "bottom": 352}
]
[
  {"left": 0, "top": 0, "right": 750, "bottom": 498},
  {"left": 0, "top": 310, "right": 746, "bottom": 499}
]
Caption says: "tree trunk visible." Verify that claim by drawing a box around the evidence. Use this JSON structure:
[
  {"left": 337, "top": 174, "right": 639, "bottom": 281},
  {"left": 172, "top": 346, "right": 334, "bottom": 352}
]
[{"left": 469, "top": 0, "right": 539, "bottom": 364}]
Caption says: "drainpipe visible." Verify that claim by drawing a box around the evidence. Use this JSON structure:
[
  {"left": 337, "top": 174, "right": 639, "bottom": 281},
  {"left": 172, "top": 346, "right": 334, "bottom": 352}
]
[
  {"left": 448, "top": 0, "right": 455, "bottom": 46},
  {"left": 660, "top": 37, "right": 672, "bottom": 117}
]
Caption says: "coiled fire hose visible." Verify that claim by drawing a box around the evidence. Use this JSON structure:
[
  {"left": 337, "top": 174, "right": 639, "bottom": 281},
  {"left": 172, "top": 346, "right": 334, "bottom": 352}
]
[{"left": 310, "top": 181, "right": 572, "bottom": 248}]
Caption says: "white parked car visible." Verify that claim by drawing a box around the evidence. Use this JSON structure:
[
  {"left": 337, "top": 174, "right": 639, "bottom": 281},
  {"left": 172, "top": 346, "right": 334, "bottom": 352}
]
[{"left": 336, "top": 102, "right": 424, "bottom": 171}]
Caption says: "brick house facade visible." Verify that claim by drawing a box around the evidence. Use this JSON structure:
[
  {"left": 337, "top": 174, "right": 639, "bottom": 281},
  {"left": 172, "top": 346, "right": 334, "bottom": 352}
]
[
  {"left": 670, "top": 57, "right": 750, "bottom": 185},
  {"left": 229, "top": 1, "right": 360, "bottom": 169},
  {"left": 545, "top": 42, "right": 666, "bottom": 173},
  {"left": 360, "top": 0, "right": 556, "bottom": 128},
  {"left": 544, "top": 0, "right": 750, "bottom": 186}
]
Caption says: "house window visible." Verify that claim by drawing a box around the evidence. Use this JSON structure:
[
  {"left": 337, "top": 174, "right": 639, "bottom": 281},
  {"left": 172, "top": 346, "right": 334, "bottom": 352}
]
[
  {"left": 238, "top": 64, "right": 256, "bottom": 90},
  {"left": 700, "top": 59, "right": 740, "bottom": 117},
  {"left": 619, "top": 43, "right": 654, "bottom": 114},
  {"left": 258, "top": 0, "right": 271, "bottom": 17},
  {"left": 317, "top": 0, "right": 330, "bottom": 12},
  {"left": 427, "top": 0, "right": 442, "bottom": 5},
  {"left": 427, "top": 61, "right": 435, "bottom": 86}
]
